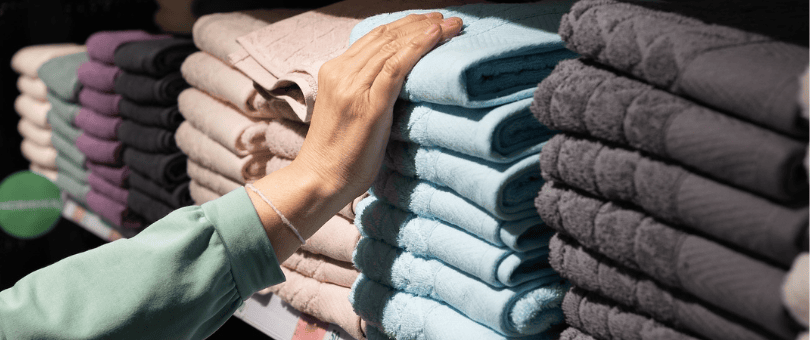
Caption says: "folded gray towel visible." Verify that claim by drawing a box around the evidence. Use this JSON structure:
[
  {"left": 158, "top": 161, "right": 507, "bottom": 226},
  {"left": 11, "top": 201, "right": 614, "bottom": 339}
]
[
  {"left": 559, "top": 0, "right": 809, "bottom": 137},
  {"left": 549, "top": 233, "right": 779, "bottom": 340},
  {"left": 536, "top": 181, "right": 798, "bottom": 339},
  {"left": 531, "top": 59, "right": 807, "bottom": 202},
  {"left": 559, "top": 328, "right": 595, "bottom": 340},
  {"left": 563, "top": 287, "right": 700, "bottom": 340},
  {"left": 540, "top": 133, "right": 808, "bottom": 266}
]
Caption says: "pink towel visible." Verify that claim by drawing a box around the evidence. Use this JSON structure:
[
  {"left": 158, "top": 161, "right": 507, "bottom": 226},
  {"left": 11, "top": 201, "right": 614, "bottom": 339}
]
[
  {"left": 783, "top": 253, "right": 809, "bottom": 328},
  {"left": 300, "top": 215, "right": 360, "bottom": 263},
  {"left": 88, "top": 172, "right": 128, "bottom": 205},
  {"left": 17, "top": 76, "right": 48, "bottom": 101},
  {"left": 77, "top": 60, "right": 122, "bottom": 92},
  {"left": 86, "top": 30, "right": 170, "bottom": 64},
  {"left": 15, "top": 95, "right": 50, "bottom": 129},
  {"left": 30, "top": 164, "right": 58, "bottom": 181},
  {"left": 86, "top": 189, "right": 142, "bottom": 228},
  {"left": 192, "top": 9, "right": 303, "bottom": 63},
  {"left": 74, "top": 108, "right": 122, "bottom": 140},
  {"left": 78, "top": 88, "right": 122, "bottom": 116},
  {"left": 18, "top": 118, "right": 52, "bottom": 147},
  {"left": 86, "top": 162, "right": 129, "bottom": 187},
  {"left": 76, "top": 133, "right": 123, "bottom": 165},
  {"left": 188, "top": 180, "right": 222, "bottom": 205},
  {"left": 21, "top": 139, "right": 57, "bottom": 169},
  {"left": 175, "top": 121, "right": 270, "bottom": 183},
  {"left": 11, "top": 44, "right": 86, "bottom": 77},
  {"left": 282, "top": 250, "right": 359, "bottom": 288},
  {"left": 186, "top": 159, "right": 242, "bottom": 196},
  {"left": 264, "top": 119, "right": 307, "bottom": 160}
]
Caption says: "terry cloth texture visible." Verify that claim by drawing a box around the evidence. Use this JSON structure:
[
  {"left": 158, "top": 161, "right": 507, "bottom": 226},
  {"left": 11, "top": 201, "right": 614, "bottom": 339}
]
[
  {"left": 180, "top": 51, "right": 298, "bottom": 120},
  {"left": 391, "top": 98, "right": 555, "bottom": 164},
  {"left": 76, "top": 134, "right": 123, "bottom": 165},
  {"left": 56, "top": 154, "right": 89, "bottom": 184},
  {"left": 783, "top": 253, "right": 809, "bottom": 328},
  {"left": 17, "top": 76, "right": 48, "bottom": 101},
  {"left": 384, "top": 141, "right": 544, "bottom": 220},
  {"left": 532, "top": 59, "right": 808, "bottom": 202},
  {"left": 55, "top": 172, "right": 90, "bottom": 205},
  {"left": 51, "top": 131, "right": 86, "bottom": 167},
  {"left": 536, "top": 181, "right": 799, "bottom": 339},
  {"left": 349, "top": 1, "right": 577, "bottom": 109},
  {"left": 37, "top": 52, "right": 88, "bottom": 102},
  {"left": 262, "top": 119, "right": 307, "bottom": 160},
  {"left": 563, "top": 287, "right": 700, "bottom": 340},
  {"left": 175, "top": 121, "right": 270, "bottom": 183},
  {"left": 78, "top": 88, "right": 122, "bottom": 116},
  {"left": 117, "top": 120, "right": 178, "bottom": 153},
  {"left": 356, "top": 194, "right": 555, "bottom": 285},
  {"left": 266, "top": 267, "right": 365, "bottom": 340},
  {"left": 85, "top": 30, "right": 170, "bottom": 64},
  {"left": 88, "top": 172, "right": 128, "bottom": 204},
  {"left": 77, "top": 60, "right": 121, "bottom": 93},
  {"left": 189, "top": 180, "right": 220, "bottom": 205},
  {"left": 265, "top": 156, "right": 293, "bottom": 175},
  {"left": 114, "top": 38, "right": 197, "bottom": 77},
  {"left": 127, "top": 188, "right": 177, "bottom": 223},
  {"left": 114, "top": 72, "right": 189, "bottom": 105},
  {"left": 122, "top": 148, "right": 187, "bottom": 186},
  {"left": 86, "top": 162, "right": 129, "bottom": 188},
  {"left": 18, "top": 118, "right": 52, "bottom": 147},
  {"left": 558, "top": 0, "right": 809, "bottom": 137},
  {"left": 15, "top": 95, "right": 50, "bottom": 129},
  {"left": 282, "top": 250, "right": 359, "bottom": 288},
  {"left": 231, "top": 0, "right": 480, "bottom": 122},
  {"left": 186, "top": 160, "right": 241, "bottom": 196},
  {"left": 118, "top": 99, "right": 183, "bottom": 129},
  {"left": 128, "top": 171, "right": 191, "bottom": 207},
  {"left": 11, "top": 44, "right": 86, "bottom": 78},
  {"left": 74, "top": 108, "right": 122, "bottom": 140},
  {"left": 559, "top": 328, "right": 595, "bottom": 340},
  {"left": 350, "top": 274, "right": 560, "bottom": 340},
  {"left": 540, "top": 134, "right": 809, "bottom": 266},
  {"left": 353, "top": 237, "right": 568, "bottom": 336},
  {"left": 20, "top": 139, "right": 57, "bottom": 169},
  {"left": 550, "top": 234, "right": 779, "bottom": 340},
  {"left": 372, "top": 168, "right": 545, "bottom": 251},
  {"left": 301, "top": 215, "right": 360, "bottom": 264}
]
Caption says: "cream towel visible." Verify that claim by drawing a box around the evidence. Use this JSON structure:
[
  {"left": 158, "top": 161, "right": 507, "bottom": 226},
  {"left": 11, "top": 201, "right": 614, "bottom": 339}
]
[
  {"left": 188, "top": 180, "right": 221, "bottom": 205},
  {"left": 17, "top": 76, "right": 48, "bottom": 101},
  {"left": 301, "top": 215, "right": 360, "bottom": 263},
  {"left": 175, "top": 121, "right": 270, "bottom": 183},
  {"left": 18, "top": 118, "right": 52, "bottom": 147},
  {"left": 11, "top": 44, "right": 86, "bottom": 77},
  {"left": 192, "top": 9, "right": 304, "bottom": 62},
  {"left": 263, "top": 119, "right": 307, "bottom": 160},
  {"left": 21, "top": 139, "right": 57, "bottom": 169},
  {"left": 266, "top": 156, "right": 293, "bottom": 174},
  {"left": 181, "top": 51, "right": 297, "bottom": 120},
  {"left": 783, "top": 253, "right": 809, "bottom": 327},
  {"left": 30, "top": 164, "right": 57, "bottom": 181},
  {"left": 282, "top": 250, "right": 359, "bottom": 288},
  {"left": 186, "top": 159, "right": 242, "bottom": 196},
  {"left": 15, "top": 95, "right": 50, "bottom": 129}
]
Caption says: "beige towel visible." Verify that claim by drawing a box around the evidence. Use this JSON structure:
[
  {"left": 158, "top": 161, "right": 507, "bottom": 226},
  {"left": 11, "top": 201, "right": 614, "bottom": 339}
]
[
  {"left": 263, "top": 119, "right": 307, "bottom": 160},
  {"left": 266, "top": 157, "right": 293, "bottom": 174},
  {"left": 282, "top": 250, "right": 359, "bottom": 288},
  {"left": 17, "top": 76, "right": 48, "bottom": 101},
  {"left": 262, "top": 267, "right": 365, "bottom": 340},
  {"left": 181, "top": 51, "right": 298, "bottom": 120},
  {"left": 21, "top": 139, "right": 57, "bottom": 169},
  {"left": 11, "top": 44, "right": 87, "bottom": 77},
  {"left": 301, "top": 215, "right": 360, "bottom": 263},
  {"left": 30, "top": 164, "right": 57, "bottom": 181},
  {"left": 186, "top": 159, "right": 242, "bottom": 196},
  {"left": 188, "top": 180, "right": 222, "bottom": 205},
  {"left": 18, "top": 118, "right": 52, "bottom": 147},
  {"left": 15, "top": 95, "right": 51, "bottom": 129},
  {"left": 783, "top": 253, "right": 809, "bottom": 327},
  {"left": 154, "top": 0, "right": 197, "bottom": 34},
  {"left": 175, "top": 121, "right": 270, "bottom": 183}
]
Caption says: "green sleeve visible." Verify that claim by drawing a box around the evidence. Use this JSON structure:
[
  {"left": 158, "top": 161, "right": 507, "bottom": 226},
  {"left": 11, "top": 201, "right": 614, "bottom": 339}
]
[{"left": 0, "top": 188, "right": 285, "bottom": 339}]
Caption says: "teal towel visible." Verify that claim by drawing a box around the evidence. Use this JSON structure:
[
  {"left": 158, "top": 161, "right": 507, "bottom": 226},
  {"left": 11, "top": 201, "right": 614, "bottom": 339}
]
[
  {"left": 47, "top": 93, "right": 82, "bottom": 123},
  {"left": 373, "top": 168, "right": 543, "bottom": 251},
  {"left": 354, "top": 237, "right": 568, "bottom": 336},
  {"left": 385, "top": 141, "right": 544, "bottom": 220},
  {"left": 392, "top": 98, "right": 556, "bottom": 163},
  {"left": 350, "top": 274, "right": 557, "bottom": 340},
  {"left": 55, "top": 172, "right": 90, "bottom": 205},
  {"left": 356, "top": 194, "right": 554, "bottom": 286},
  {"left": 51, "top": 131, "right": 85, "bottom": 167},
  {"left": 47, "top": 111, "right": 81, "bottom": 143},
  {"left": 349, "top": 2, "right": 577, "bottom": 108},
  {"left": 38, "top": 52, "right": 88, "bottom": 102},
  {"left": 56, "top": 154, "right": 88, "bottom": 183}
]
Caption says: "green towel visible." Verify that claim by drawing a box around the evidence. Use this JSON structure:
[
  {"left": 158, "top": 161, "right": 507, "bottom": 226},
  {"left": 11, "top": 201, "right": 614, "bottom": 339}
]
[
  {"left": 55, "top": 172, "right": 90, "bottom": 205},
  {"left": 52, "top": 132, "right": 85, "bottom": 167},
  {"left": 38, "top": 52, "right": 88, "bottom": 102},
  {"left": 56, "top": 154, "right": 88, "bottom": 183}
]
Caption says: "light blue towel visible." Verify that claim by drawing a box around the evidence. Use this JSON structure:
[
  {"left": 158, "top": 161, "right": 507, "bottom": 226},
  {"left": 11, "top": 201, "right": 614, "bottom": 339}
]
[
  {"left": 384, "top": 141, "right": 544, "bottom": 220},
  {"left": 350, "top": 274, "right": 557, "bottom": 340},
  {"left": 356, "top": 194, "right": 554, "bottom": 287},
  {"left": 349, "top": 2, "right": 577, "bottom": 108},
  {"left": 391, "top": 98, "right": 556, "bottom": 163},
  {"left": 38, "top": 52, "right": 87, "bottom": 102},
  {"left": 354, "top": 237, "right": 568, "bottom": 336},
  {"left": 372, "top": 168, "right": 543, "bottom": 250}
]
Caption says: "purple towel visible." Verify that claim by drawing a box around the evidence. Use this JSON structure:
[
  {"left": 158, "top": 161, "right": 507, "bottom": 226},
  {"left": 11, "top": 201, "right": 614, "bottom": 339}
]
[
  {"left": 86, "top": 30, "right": 171, "bottom": 64},
  {"left": 86, "top": 189, "right": 142, "bottom": 228},
  {"left": 77, "top": 60, "right": 122, "bottom": 93},
  {"left": 74, "top": 108, "right": 122, "bottom": 140},
  {"left": 88, "top": 172, "right": 128, "bottom": 205},
  {"left": 76, "top": 133, "right": 123, "bottom": 165},
  {"left": 78, "top": 88, "right": 122, "bottom": 116},
  {"left": 86, "top": 162, "right": 129, "bottom": 187}
]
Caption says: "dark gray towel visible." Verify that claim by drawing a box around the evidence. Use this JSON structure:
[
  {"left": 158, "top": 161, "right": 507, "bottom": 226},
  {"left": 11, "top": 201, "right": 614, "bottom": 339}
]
[
  {"left": 118, "top": 99, "right": 183, "bottom": 130},
  {"left": 122, "top": 148, "right": 188, "bottom": 186},
  {"left": 114, "top": 71, "right": 189, "bottom": 105},
  {"left": 563, "top": 287, "right": 700, "bottom": 340},
  {"left": 114, "top": 38, "right": 197, "bottom": 77},
  {"left": 558, "top": 0, "right": 809, "bottom": 137},
  {"left": 117, "top": 120, "right": 178, "bottom": 153},
  {"left": 540, "top": 134, "right": 808, "bottom": 266},
  {"left": 549, "top": 233, "right": 780, "bottom": 340},
  {"left": 559, "top": 327, "right": 596, "bottom": 340},
  {"left": 531, "top": 59, "right": 807, "bottom": 202},
  {"left": 128, "top": 171, "right": 191, "bottom": 208},
  {"left": 536, "top": 181, "right": 798, "bottom": 339},
  {"left": 127, "top": 188, "right": 176, "bottom": 224}
]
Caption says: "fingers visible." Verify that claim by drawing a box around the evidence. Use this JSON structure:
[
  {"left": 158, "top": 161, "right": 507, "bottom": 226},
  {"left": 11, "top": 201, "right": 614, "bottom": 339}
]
[{"left": 345, "top": 12, "right": 444, "bottom": 57}]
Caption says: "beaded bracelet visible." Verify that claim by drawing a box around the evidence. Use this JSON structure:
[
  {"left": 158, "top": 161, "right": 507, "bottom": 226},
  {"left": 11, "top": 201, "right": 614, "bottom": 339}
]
[{"left": 246, "top": 183, "right": 306, "bottom": 245}]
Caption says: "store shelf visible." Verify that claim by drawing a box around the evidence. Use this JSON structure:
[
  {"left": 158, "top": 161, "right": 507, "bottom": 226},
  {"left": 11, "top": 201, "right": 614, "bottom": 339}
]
[{"left": 60, "top": 196, "right": 357, "bottom": 340}]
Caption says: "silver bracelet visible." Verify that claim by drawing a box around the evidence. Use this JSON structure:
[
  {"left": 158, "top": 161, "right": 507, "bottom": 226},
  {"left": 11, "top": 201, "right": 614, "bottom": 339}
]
[{"left": 246, "top": 183, "right": 306, "bottom": 245}]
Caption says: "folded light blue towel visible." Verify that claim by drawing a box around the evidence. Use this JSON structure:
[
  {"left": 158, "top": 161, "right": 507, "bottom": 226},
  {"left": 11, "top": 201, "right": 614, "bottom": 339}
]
[
  {"left": 372, "top": 168, "right": 544, "bottom": 250},
  {"left": 356, "top": 194, "right": 554, "bottom": 287},
  {"left": 354, "top": 237, "right": 568, "bottom": 336},
  {"left": 385, "top": 141, "right": 544, "bottom": 220},
  {"left": 391, "top": 98, "right": 556, "bottom": 163},
  {"left": 38, "top": 52, "right": 87, "bottom": 102},
  {"left": 349, "top": 2, "right": 578, "bottom": 108},
  {"left": 351, "top": 274, "right": 557, "bottom": 340}
]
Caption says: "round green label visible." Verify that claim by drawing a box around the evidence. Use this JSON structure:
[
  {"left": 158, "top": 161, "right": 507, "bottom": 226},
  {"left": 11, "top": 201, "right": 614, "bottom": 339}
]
[{"left": 0, "top": 171, "right": 62, "bottom": 239}]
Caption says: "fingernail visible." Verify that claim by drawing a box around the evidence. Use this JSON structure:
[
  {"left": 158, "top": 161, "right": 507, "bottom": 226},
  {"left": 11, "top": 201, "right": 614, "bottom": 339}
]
[
  {"left": 424, "top": 24, "right": 440, "bottom": 35},
  {"left": 441, "top": 17, "right": 461, "bottom": 29},
  {"left": 425, "top": 12, "right": 443, "bottom": 18}
]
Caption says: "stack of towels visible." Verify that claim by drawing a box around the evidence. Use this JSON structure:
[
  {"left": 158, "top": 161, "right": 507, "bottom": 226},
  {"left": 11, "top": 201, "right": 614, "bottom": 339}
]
[
  {"left": 113, "top": 37, "right": 196, "bottom": 224},
  {"left": 10, "top": 44, "right": 86, "bottom": 182},
  {"left": 343, "top": 2, "right": 581, "bottom": 339},
  {"left": 529, "top": 1, "right": 810, "bottom": 340}
]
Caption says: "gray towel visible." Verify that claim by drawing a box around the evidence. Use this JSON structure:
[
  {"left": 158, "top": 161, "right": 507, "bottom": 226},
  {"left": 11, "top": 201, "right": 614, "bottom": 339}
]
[
  {"left": 558, "top": 0, "right": 809, "bottom": 137},
  {"left": 540, "top": 133, "right": 808, "bottom": 266},
  {"left": 549, "top": 233, "right": 778, "bottom": 340},
  {"left": 536, "top": 181, "right": 798, "bottom": 339},
  {"left": 531, "top": 59, "right": 807, "bottom": 202},
  {"left": 559, "top": 328, "right": 595, "bottom": 340}
]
